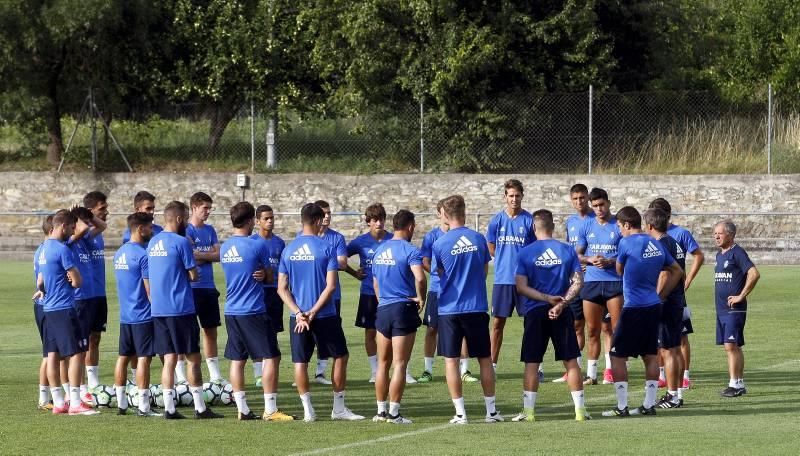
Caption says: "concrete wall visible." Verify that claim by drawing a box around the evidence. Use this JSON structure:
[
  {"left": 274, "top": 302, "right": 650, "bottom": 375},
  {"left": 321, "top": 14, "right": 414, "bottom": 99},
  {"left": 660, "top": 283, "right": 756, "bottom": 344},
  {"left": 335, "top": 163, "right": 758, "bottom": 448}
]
[{"left": 1, "top": 172, "right": 797, "bottom": 262}]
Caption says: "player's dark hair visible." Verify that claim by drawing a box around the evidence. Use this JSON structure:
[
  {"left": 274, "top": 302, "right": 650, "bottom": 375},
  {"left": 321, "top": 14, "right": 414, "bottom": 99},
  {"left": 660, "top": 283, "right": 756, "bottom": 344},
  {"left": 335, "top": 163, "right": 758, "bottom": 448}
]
[
  {"left": 441, "top": 195, "right": 466, "bottom": 220},
  {"left": 643, "top": 208, "right": 669, "bottom": 232},
  {"left": 392, "top": 210, "right": 415, "bottom": 230},
  {"left": 256, "top": 204, "right": 273, "bottom": 218},
  {"left": 42, "top": 214, "right": 54, "bottom": 235},
  {"left": 314, "top": 200, "right": 330, "bottom": 209},
  {"left": 127, "top": 212, "right": 154, "bottom": 231},
  {"left": 52, "top": 209, "right": 77, "bottom": 227},
  {"left": 532, "top": 209, "right": 555, "bottom": 231},
  {"left": 230, "top": 202, "right": 255, "bottom": 228},
  {"left": 133, "top": 191, "right": 156, "bottom": 209},
  {"left": 71, "top": 206, "right": 93, "bottom": 222},
  {"left": 436, "top": 198, "right": 445, "bottom": 212},
  {"left": 364, "top": 203, "right": 386, "bottom": 223},
  {"left": 164, "top": 201, "right": 189, "bottom": 220},
  {"left": 83, "top": 191, "right": 107, "bottom": 209},
  {"left": 616, "top": 206, "right": 641, "bottom": 229},
  {"left": 504, "top": 179, "right": 524, "bottom": 195},
  {"left": 301, "top": 203, "right": 324, "bottom": 225},
  {"left": 588, "top": 187, "right": 609, "bottom": 202},
  {"left": 716, "top": 219, "right": 737, "bottom": 236},
  {"left": 190, "top": 192, "right": 213, "bottom": 207},
  {"left": 648, "top": 198, "right": 672, "bottom": 216},
  {"left": 570, "top": 183, "right": 588, "bottom": 194}
]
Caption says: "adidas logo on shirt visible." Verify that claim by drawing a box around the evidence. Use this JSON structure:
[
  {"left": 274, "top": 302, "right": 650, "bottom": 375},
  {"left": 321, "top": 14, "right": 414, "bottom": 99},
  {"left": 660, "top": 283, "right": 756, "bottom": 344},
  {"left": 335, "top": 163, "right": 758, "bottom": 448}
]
[
  {"left": 289, "top": 244, "right": 315, "bottom": 261},
  {"left": 373, "top": 248, "right": 396, "bottom": 266},
  {"left": 114, "top": 253, "right": 129, "bottom": 270},
  {"left": 587, "top": 233, "right": 596, "bottom": 238},
  {"left": 676, "top": 244, "right": 685, "bottom": 260},
  {"left": 535, "top": 248, "right": 562, "bottom": 266},
  {"left": 451, "top": 236, "right": 479, "bottom": 255},
  {"left": 221, "top": 245, "right": 244, "bottom": 263},
  {"left": 149, "top": 240, "right": 167, "bottom": 257},
  {"left": 642, "top": 241, "right": 662, "bottom": 258}
]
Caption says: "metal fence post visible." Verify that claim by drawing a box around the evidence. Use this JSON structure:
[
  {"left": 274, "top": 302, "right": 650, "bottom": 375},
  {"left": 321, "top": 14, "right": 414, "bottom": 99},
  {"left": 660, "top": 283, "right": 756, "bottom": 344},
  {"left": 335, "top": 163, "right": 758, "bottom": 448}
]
[
  {"left": 419, "top": 99, "right": 425, "bottom": 173},
  {"left": 266, "top": 106, "right": 276, "bottom": 169},
  {"left": 250, "top": 100, "right": 255, "bottom": 172},
  {"left": 588, "top": 85, "right": 593, "bottom": 175},
  {"left": 767, "top": 84, "right": 773, "bottom": 175}
]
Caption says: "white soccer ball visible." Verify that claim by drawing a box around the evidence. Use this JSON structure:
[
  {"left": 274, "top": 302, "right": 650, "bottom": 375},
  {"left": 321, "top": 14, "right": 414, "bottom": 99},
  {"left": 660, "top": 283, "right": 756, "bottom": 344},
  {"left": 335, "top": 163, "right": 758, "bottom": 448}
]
[
  {"left": 219, "top": 382, "right": 234, "bottom": 406},
  {"left": 126, "top": 384, "right": 141, "bottom": 408},
  {"left": 175, "top": 383, "right": 194, "bottom": 406},
  {"left": 202, "top": 382, "right": 223, "bottom": 405},
  {"left": 91, "top": 384, "right": 117, "bottom": 408}
]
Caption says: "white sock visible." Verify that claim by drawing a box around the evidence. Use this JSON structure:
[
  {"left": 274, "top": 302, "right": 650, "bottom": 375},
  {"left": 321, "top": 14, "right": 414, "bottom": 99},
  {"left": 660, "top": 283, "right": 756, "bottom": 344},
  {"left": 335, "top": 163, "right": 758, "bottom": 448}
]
[
  {"left": 253, "top": 361, "right": 263, "bottom": 378},
  {"left": 368, "top": 356, "right": 377, "bottom": 375},
  {"left": 452, "top": 396, "right": 466, "bottom": 417},
  {"left": 538, "top": 365, "right": 544, "bottom": 374},
  {"left": 264, "top": 393, "right": 278, "bottom": 415},
  {"left": 644, "top": 380, "right": 658, "bottom": 408},
  {"left": 206, "top": 357, "right": 222, "bottom": 382},
  {"left": 234, "top": 391, "right": 250, "bottom": 414},
  {"left": 70, "top": 387, "right": 81, "bottom": 407},
  {"left": 604, "top": 353, "right": 612, "bottom": 370},
  {"left": 51, "top": 387, "right": 65, "bottom": 408},
  {"left": 300, "top": 392, "right": 314, "bottom": 417},
  {"left": 424, "top": 357, "right": 434, "bottom": 373},
  {"left": 333, "top": 390, "right": 345, "bottom": 414},
  {"left": 492, "top": 363, "right": 498, "bottom": 371},
  {"left": 484, "top": 395, "right": 497, "bottom": 415},
  {"left": 571, "top": 390, "right": 585, "bottom": 409},
  {"left": 683, "top": 369, "right": 691, "bottom": 379},
  {"left": 577, "top": 355, "right": 583, "bottom": 368},
  {"left": 80, "top": 384, "right": 88, "bottom": 397},
  {"left": 316, "top": 359, "right": 329, "bottom": 377},
  {"left": 587, "top": 360, "right": 598, "bottom": 379},
  {"left": 677, "top": 388, "right": 685, "bottom": 399},
  {"left": 86, "top": 366, "right": 100, "bottom": 388},
  {"left": 737, "top": 378, "right": 745, "bottom": 388},
  {"left": 460, "top": 358, "right": 469, "bottom": 376},
  {"left": 115, "top": 385, "right": 128, "bottom": 409},
  {"left": 175, "top": 360, "right": 187, "bottom": 383},
  {"left": 164, "top": 389, "right": 176, "bottom": 414},
  {"left": 614, "top": 381, "right": 628, "bottom": 410},
  {"left": 39, "top": 385, "right": 50, "bottom": 404},
  {"left": 190, "top": 386, "right": 207, "bottom": 413},
  {"left": 523, "top": 391, "right": 537, "bottom": 409},
  {"left": 62, "top": 383, "right": 69, "bottom": 394},
  {"left": 389, "top": 401, "right": 400, "bottom": 417},
  {"left": 729, "top": 378, "right": 737, "bottom": 388},
  {"left": 138, "top": 388, "right": 151, "bottom": 412},
  {"left": 377, "top": 400, "right": 387, "bottom": 414},
  {"left": 659, "top": 367, "right": 666, "bottom": 380}
]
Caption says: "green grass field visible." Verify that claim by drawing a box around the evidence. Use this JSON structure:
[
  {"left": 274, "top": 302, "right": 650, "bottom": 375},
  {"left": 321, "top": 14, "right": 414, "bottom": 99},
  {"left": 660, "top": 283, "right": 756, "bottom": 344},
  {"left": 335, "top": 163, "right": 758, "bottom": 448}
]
[{"left": 1, "top": 261, "right": 798, "bottom": 455}]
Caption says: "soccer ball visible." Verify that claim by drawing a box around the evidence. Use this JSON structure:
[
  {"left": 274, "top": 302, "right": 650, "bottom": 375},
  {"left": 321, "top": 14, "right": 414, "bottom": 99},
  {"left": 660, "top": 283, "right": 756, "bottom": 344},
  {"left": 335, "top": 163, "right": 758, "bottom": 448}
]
[
  {"left": 150, "top": 384, "right": 176, "bottom": 408},
  {"left": 91, "top": 384, "right": 117, "bottom": 408},
  {"left": 175, "top": 383, "right": 193, "bottom": 407},
  {"left": 126, "top": 384, "right": 141, "bottom": 408},
  {"left": 219, "top": 383, "right": 234, "bottom": 406},
  {"left": 202, "top": 382, "right": 223, "bottom": 405}
]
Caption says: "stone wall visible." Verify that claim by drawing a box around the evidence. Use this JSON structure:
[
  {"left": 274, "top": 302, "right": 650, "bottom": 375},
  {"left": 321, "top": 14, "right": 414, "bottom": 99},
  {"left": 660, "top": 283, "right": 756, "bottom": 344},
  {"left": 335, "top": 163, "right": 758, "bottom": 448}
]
[{"left": 0, "top": 172, "right": 797, "bottom": 262}]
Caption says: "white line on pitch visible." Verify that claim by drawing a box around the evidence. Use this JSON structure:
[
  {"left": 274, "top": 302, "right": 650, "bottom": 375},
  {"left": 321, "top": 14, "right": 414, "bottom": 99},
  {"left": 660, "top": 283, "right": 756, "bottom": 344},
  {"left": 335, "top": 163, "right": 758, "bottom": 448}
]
[{"left": 286, "top": 423, "right": 452, "bottom": 456}]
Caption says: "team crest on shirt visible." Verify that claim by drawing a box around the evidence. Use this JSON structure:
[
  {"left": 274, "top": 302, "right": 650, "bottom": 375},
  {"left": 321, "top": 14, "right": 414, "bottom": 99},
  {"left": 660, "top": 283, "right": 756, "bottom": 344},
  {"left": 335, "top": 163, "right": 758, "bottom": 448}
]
[
  {"left": 114, "top": 253, "right": 129, "bottom": 270},
  {"left": 451, "top": 236, "right": 478, "bottom": 255},
  {"left": 643, "top": 241, "right": 662, "bottom": 258},
  {"left": 723, "top": 260, "right": 729, "bottom": 269},
  {"left": 519, "top": 226, "right": 524, "bottom": 234},
  {"left": 221, "top": 245, "right": 244, "bottom": 263},
  {"left": 38, "top": 249, "right": 46, "bottom": 265},
  {"left": 289, "top": 244, "right": 315, "bottom": 261},
  {"left": 373, "top": 248, "right": 396, "bottom": 266},
  {"left": 609, "top": 232, "right": 615, "bottom": 239},
  {"left": 149, "top": 240, "right": 167, "bottom": 257},
  {"left": 499, "top": 226, "right": 506, "bottom": 232}
]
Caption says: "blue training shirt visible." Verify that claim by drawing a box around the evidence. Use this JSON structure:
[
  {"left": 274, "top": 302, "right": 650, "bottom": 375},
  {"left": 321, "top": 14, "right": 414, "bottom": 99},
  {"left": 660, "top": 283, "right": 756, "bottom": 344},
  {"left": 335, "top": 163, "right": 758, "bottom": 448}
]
[
  {"left": 114, "top": 242, "right": 152, "bottom": 324},
  {"left": 485, "top": 210, "right": 536, "bottom": 285},
  {"left": 85, "top": 232, "right": 106, "bottom": 298},
  {"left": 186, "top": 223, "right": 218, "bottom": 289},
  {"left": 347, "top": 231, "right": 394, "bottom": 296},
  {"left": 249, "top": 232, "right": 284, "bottom": 289},
  {"left": 577, "top": 216, "right": 622, "bottom": 282},
  {"left": 221, "top": 235, "right": 269, "bottom": 316},
  {"left": 33, "top": 243, "right": 44, "bottom": 306},
  {"left": 319, "top": 228, "right": 347, "bottom": 300},
  {"left": 420, "top": 227, "right": 445, "bottom": 293},
  {"left": 714, "top": 244, "right": 754, "bottom": 314},
  {"left": 566, "top": 212, "right": 595, "bottom": 247},
  {"left": 279, "top": 235, "right": 338, "bottom": 318},
  {"left": 69, "top": 237, "right": 95, "bottom": 300},
  {"left": 372, "top": 239, "right": 423, "bottom": 307},
  {"left": 617, "top": 233, "right": 675, "bottom": 308},
  {"left": 656, "top": 235, "right": 686, "bottom": 309},
  {"left": 515, "top": 239, "right": 581, "bottom": 315},
  {"left": 433, "top": 226, "right": 490, "bottom": 315},
  {"left": 122, "top": 224, "right": 163, "bottom": 244},
  {"left": 147, "top": 232, "right": 196, "bottom": 317},
  {"left": 667, "top": 223, "right": 700, "bottom": 257},
  {"left": 40, "top": 239, "right": 77, "bottom": 312}
]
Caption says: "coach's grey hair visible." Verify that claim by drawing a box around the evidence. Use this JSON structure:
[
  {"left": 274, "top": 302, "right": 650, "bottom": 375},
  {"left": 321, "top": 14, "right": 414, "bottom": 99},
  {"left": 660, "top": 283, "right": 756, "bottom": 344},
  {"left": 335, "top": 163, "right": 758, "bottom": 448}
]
[{"left": 715, "top": 219, "right": 737, "bottom": 236}]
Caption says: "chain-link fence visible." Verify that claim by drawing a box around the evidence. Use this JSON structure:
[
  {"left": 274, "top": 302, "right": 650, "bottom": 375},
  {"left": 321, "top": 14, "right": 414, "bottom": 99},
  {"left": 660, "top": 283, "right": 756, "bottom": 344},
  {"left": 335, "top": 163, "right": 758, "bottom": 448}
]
[{"left": 36, "top": 87, "right": 799, "bottom": 173}]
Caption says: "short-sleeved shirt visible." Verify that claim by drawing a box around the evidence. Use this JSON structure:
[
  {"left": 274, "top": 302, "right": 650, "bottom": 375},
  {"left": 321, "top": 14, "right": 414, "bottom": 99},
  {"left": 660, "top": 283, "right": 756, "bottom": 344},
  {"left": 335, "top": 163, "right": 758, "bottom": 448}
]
[
  {"left": 186, "top": 223, "right": 218, "bottom": 289},
  {"left": 40, "top": 239, "right": 77, "bottom": 312},
  {"left": 122, "top": 224, "right": 163, "bottom": 244},
  {"left": 515, "top": 239, "right": 581, "bottom": 315},
  {"left": 250, "top": 232, "right": 284, "bottom": 289},
  {"left": 279, "top": 235, "right": 338, "bottom": 318},
  {"left": 667, "top": 223, "right": 701, "bottom": 256},
  {"left": 372, "top": 239, "right": 423, "bottom": 307},
  {"left": 318, "top": 228, "right": 347, "bottom": 300},
  {"left": 432, "top": 226, "right": 490, "bottom": 315},
  {"left": 715, "top": 244, "right": 755, "bottom": 313},
  {"left": 656, "top": 235, "right": 686, "bottom": 309},
  {"left": 147, "top": 232, "right": 196, "bottom": 317},
  {"left": 114, "top": 242, "right": 151, "bottom": 324},
  {"left": 69, "top": 237, "right": 95, "bottom": 300},
  {"left": 33, "top": 242, "right": 44, "bottom": 306},
  {"left": 577, "top": 217, "right": 622, "bottom": 282},
  {"left": 347, "top": 231, "right": 394, "bottom": 296},
  {"left": 221, "top": 235, "right": 270, "bottom": 316},
  {"left": 420, "top": 227, "right": 445, "bottom": 293},
  {"left": 85, "top": 232, "right": 106, "bottom": 298},
  {"left": 485, "top": 210, "right": 536, "bottom": 285},
  {"left": 617, "top": 233, "right": 675, "bottom": 308},
  {"left": 566, "top": 212, "right": 595, "bottom": 247}
]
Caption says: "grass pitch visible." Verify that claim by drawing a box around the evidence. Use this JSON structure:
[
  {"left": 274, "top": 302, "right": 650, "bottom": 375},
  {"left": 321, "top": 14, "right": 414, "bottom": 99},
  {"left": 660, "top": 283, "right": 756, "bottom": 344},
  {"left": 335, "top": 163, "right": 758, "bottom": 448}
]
[{"left": 0, "top": 261, "right": 798, "bottom": 455}]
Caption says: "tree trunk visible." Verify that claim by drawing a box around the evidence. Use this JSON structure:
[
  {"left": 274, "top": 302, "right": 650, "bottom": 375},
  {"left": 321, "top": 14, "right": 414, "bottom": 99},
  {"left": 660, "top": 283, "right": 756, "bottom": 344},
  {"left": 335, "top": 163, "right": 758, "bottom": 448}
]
[
  {"left": 44, "top": 96, "right": 63, "bottom": 166},
  {"left": 206, "top": 100, "right": 239, "bottom": 157}
]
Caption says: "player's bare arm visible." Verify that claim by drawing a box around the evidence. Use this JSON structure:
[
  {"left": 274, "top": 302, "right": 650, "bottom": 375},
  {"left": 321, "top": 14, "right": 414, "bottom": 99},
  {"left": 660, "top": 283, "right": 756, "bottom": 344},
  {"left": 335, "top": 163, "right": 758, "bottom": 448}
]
[
  {"left": 187, "top": 267, "right": 199, "bottom": 282},
  {"left": 562, "top": 270, "right": 584, "bottom": 303},
  {"left": 488, "top": 242, "right": 496, "bottom": 258},
  {"left": 143, "top": 278, "right": 151, "bottom": 301},
  {"left": 516, "top": 275, "right": 564, "bottom": 306},
  {"left": 422, "top": 257, "right": 432, "bottom": 274},
  {"left": 410, "top": 264, "right": 427, "bottom": 312},
  {"left": 66, "top": 266, "right": 82, "bottom": 289},
  {"left": 684, "top": 248, "right": 704, "bottom": 290},
  {"left": 308, "top": 269, "right": 337, "bottom": 320},
  {"left": 728, "top": 266, "right": 760, "bottom": 306},
  {"left": 657, "top": 262, "right": 683, "bottom": 301}
]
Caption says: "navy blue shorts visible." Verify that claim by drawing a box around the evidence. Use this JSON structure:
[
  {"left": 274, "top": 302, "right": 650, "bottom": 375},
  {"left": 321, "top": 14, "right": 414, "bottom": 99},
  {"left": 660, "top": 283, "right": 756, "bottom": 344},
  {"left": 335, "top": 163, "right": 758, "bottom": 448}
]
[
  {"left": 491, "top": 284, "right": 520, "bottom": 318},
  {"left": 263, "top": 287, "right": 284, "bottom": 333},
  {"left": 290, "top": 316, "right": 348, "bottom": 363},
  {"left": 43, "top": 308, "right": 87, "bottom": 357},
  {"left": 119, "top": 322, "right": 155, "bottom": 357},
  {"left": 225, "top": 313, "right": 280, "bottom": 361},
  {"left": 334, "top": 298, "right": 341, "bottom": 316},
  {"left": 423, "top": 291, "right": 439, "bottom": 328},
  {"left": 34, "top": 304, "right": 46, "bottom": 340},
  {"left": 521, "top": 306, "right": 580, "bottom": 364},
  {"left": 355, "top": 294, "right": 378, "bottom": 329},
  {"left": 192, "top": 288, "right": 221, "bottom": 328},
  {"left": 658, "top": 305, "right": 683, "bottom": 349},
  {"left": 569, "top": 298, "right": 584, "bottom": 321},
  {"left": 610, "top": 304, "right": 661, "bottom": 358},
  {"left": 87, "top": 296, "right": 108, "bottom": 332},
  {"left": 716, "top": 312, "right": 746, "bottom": 346},
  {"left": 682, "top": 318, "right": 694, "bottom": 335},
  {"left": 153, "top": 315, "right": 201, "bottom": 355},
  {"left": 376, "top": 302, "right": 422, "bottom": 338},
  {"left": 437, "top": 312, "right": 490, "bottom": 359},
  {"left": 603, "top": 311, "right": 611, "bottom": 324},
  {"left": 73, "top": 299, "right": 93, "bottom": 341},
  {"left": 581, "top": 281, "right": 623, "bottom": 306}
]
